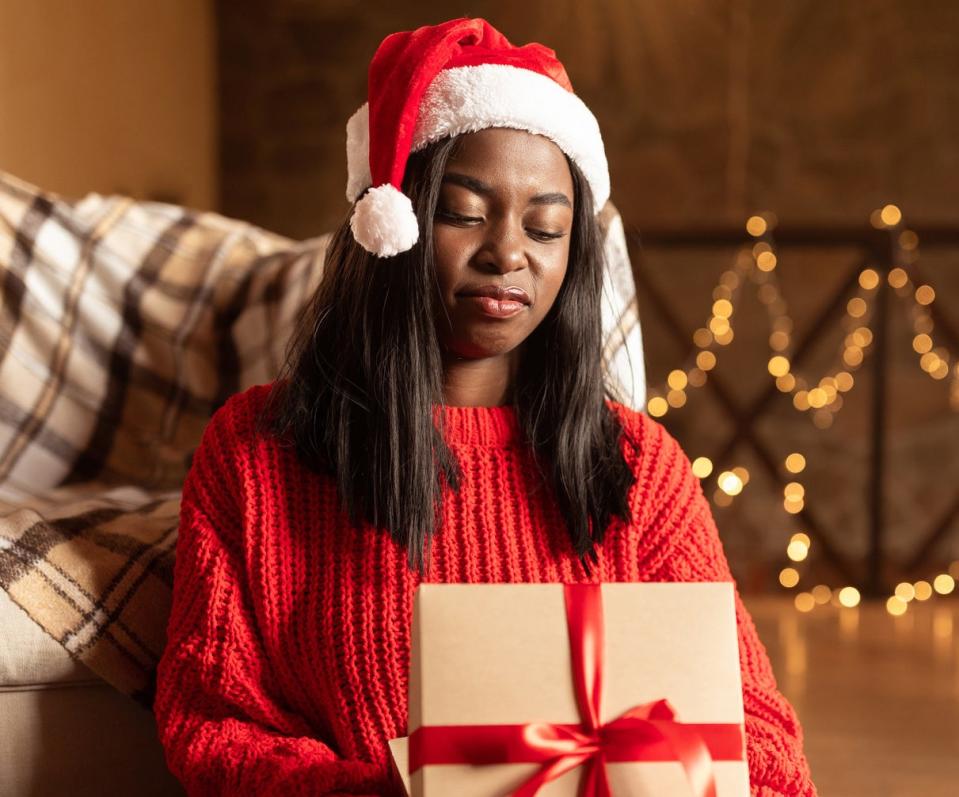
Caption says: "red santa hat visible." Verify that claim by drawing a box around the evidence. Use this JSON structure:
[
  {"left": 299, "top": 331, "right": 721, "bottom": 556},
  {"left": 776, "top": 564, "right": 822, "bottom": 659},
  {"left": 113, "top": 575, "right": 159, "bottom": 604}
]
[{"left": 345, "top": 17, "right": 611, "bottom": 257}]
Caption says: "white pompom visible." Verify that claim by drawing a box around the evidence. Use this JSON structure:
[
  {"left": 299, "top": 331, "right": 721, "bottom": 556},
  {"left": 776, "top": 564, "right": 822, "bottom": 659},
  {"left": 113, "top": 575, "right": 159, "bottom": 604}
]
[{"left": 349, "top": 184, "right": 420, "bottom": 257}]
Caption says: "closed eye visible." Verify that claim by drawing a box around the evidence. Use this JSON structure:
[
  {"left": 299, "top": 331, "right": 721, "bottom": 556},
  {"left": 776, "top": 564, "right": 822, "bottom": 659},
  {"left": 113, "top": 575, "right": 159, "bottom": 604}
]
[
  {"left": 435, "top": 210, "right": 481, "bottom": 224},
  {"left": 436, "top": 210, "right": 567, "bottom": 242},
  {"left": 528, "top": 229, "right": 566, "bottom": 242}
]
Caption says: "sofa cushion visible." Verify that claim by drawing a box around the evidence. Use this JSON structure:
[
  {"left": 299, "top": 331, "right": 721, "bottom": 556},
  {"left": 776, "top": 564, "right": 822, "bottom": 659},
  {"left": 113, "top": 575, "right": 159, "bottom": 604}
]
[{"left": 0, "top": 170, "right": 329, "bottom": 494}]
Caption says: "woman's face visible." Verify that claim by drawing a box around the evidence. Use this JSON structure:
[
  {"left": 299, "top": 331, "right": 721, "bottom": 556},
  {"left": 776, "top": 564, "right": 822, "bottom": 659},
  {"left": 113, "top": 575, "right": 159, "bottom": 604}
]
[{"left": 431, "top": 127, "right": 574, "bottom": 361}]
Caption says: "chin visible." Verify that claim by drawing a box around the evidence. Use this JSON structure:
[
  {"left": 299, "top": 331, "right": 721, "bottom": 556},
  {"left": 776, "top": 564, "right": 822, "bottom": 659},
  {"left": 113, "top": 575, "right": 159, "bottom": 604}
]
[{"left": 446, "top": 336, "right": 525, "bottom": 360}]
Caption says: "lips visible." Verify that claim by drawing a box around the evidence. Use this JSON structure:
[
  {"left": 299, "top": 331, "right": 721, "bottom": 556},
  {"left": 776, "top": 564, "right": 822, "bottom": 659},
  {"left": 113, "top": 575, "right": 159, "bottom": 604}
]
[
  {"left": 456, "top": 284, "right": 532, "bottom": 319},
  {"left": 458, "top": 285, "right": 531, "bottom": 305}
]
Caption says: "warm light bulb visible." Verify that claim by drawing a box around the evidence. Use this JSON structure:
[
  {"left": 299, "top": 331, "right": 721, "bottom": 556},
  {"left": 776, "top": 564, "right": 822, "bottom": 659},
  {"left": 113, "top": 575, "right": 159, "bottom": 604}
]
[
  {"left": 784, "top": 482, "right": 805, "bottom": 500},
  {"left": 746, "top": 216, "right": 767, "bottom": 237},
  {"left": 779, "top": 567, "right": 800, "bottom": 588},
  {"left": 880, "top": 204, "right": 902, "bottom": 226},
  {"left": 915, "top": 285, "right": 936, "bottom": 306},
  {"left": 920, "top": 352, "right": 941, "bottom": 373},
  {"left": 852, "top": 327, "right": 873, "bottom": 347},
  {"left": 836, "top": 372, "right": 855, "bottom": 392},
  {"left": 790, "top": 532, "right": 811, "bottom": 547},
  {"left": 843, "top": 347, "right": 864, "bottom": 368},
  {"left": 709, "top": 317, "right": 731, "bottom": 336},
  {"left": 667, "top": 389, "right": 687, "bottom": 408},
  {"left": 693, "top": 328, "right": 713, "bottom": 348},
  {"left": 756, "top": 251, "right": 777, "bottom": 272},
  {"left": 808, "top": 388, "right": 828, "bottom": 408},
  {"left": 776, "top": 374, "right": 796, "bottom": 392},
  {"left": 933, "top": 574, "right": 955, "bottom": 595},
  {"left": 786, "top": 540, "right": 808, "bottom": 561},
  {"left": 886, "top": 595, "right": 908, "bottom": 616},
  {"left": 768, "top": 356, "right": 791, "bottom": 377},
  {"left": 794, "top": 592, "right": 815, "bottom": 612},
  {"left": 858, "top": 269, "right": 879, "bottom": 290},
  {"left": 847, "top": 298, "right": 867, "bottom": 318},
  {"left": 894, "top": 582, "right": 916, "bottom": 602},
  {"left": 668, "top": 369, "right": 689, "bottom": 390},
  {"left": 712, "top": 299, "right": 734, "bottom": 319},
  {"left": 769, "top": 330, "right": 790, "bottom": 351},
  {"left": 647, "top": 397, "right": 668, "bottom": 417},
  {"left": 811, "top": 585, "right": 831, "bottom": 604},
  {"left": 888, "top": 267, "right": 909, "bottom": 289},
  {"left": 691, "top": 457, "right": 714, "bottom": 479},
  {"left": 913, "top": 334, "right": 933, "bottom": 354},
  {"left": 717, "top": 471, "right": 744, "bottom": 496},
  {"left": 838, "top": 586, "right": 861, "bottom": 607},
  {"left": 899, "top": 230, "right": 918, "bottom": 249},
  {"left": 785, "top": 453, "right": 806, "bottom": 473}
]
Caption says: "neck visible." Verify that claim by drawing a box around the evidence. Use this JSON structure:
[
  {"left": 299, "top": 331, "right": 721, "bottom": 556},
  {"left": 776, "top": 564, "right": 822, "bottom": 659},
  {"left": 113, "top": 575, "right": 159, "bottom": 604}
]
[{"left": 441, "top": 348, "right": 521, "bottom": 407}]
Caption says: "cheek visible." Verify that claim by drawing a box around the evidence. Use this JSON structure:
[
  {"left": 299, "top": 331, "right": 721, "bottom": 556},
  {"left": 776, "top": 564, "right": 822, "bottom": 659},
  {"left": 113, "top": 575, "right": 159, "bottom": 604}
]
[
  {"left": 538, "top": 249, "right": 571, "bottom": 306},
  {"left": 431, "top": 230, "right": 469, "bottom": 292}
]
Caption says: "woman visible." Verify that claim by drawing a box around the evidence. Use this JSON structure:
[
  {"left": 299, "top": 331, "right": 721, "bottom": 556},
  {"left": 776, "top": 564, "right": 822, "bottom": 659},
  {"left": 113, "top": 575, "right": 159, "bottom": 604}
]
[{"left": 154, "top": 17, "right": 817, "bottom": 797}]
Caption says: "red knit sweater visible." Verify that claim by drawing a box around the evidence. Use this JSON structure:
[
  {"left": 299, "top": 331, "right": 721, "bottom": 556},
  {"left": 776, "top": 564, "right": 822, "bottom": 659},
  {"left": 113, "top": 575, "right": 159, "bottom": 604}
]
[{"left": 154, "top": 382, "right": 817, "bottom": 797}]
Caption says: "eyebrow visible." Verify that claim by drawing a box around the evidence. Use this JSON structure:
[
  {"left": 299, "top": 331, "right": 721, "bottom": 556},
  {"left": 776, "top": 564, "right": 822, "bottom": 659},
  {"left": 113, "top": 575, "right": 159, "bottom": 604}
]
[{"left": 442, "top": 172, "right": 572, "bottom": 208}]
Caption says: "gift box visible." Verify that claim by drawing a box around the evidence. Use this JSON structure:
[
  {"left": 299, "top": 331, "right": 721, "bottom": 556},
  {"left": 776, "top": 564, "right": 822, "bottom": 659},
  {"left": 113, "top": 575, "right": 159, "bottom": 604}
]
[{"left": 390, "top": 582, "right": 749, "bottom": 796}]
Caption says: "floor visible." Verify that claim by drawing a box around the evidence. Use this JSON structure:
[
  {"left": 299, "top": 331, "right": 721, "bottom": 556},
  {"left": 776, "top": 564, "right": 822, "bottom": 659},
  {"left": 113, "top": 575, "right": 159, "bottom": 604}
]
[{"left": 743, "top": 595, "right": 959, "bottom": 797}]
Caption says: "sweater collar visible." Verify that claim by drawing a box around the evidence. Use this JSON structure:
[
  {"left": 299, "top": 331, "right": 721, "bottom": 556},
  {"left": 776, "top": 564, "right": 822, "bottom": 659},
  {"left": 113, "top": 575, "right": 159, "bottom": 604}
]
[{"left": 432, "top": 403, "right": 522, "bottom": 446}]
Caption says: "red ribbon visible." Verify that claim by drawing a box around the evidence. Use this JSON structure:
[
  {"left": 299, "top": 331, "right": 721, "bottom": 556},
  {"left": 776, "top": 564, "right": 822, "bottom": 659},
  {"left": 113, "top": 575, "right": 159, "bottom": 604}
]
[{"left": 408, "top": 583, "right": 745, "bottom": 796}]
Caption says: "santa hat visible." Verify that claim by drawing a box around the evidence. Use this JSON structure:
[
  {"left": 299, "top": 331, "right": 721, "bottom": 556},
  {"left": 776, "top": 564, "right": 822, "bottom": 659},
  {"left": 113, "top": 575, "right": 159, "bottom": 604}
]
[{"left": 345, "top": 17, "right": 610, "bottom": 258}]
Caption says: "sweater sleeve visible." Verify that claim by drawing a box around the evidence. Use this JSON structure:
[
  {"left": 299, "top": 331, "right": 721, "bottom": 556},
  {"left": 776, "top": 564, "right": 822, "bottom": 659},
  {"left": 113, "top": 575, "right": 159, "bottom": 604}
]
[
  {"left": 154, "top": 391, "right": 384, "bottom": 797},
  {"left": 628, "top": 413, "right": 818, "bottom": 797}
]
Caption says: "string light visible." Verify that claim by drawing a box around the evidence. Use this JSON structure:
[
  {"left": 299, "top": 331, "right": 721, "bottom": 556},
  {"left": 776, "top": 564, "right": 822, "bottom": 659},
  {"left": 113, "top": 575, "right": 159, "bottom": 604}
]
[
  {"left": 890, "top": 254, "right": 959, "bottom": 399},
  {"left": 645, "top": 208, "right": 957, "bottom": 612}
]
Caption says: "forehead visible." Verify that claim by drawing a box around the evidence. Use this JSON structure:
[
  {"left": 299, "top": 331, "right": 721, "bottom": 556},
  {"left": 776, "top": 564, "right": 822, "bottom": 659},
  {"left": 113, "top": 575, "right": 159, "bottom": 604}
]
[{"left": 443, "top": 128, "right": 572, "bottom": 187}]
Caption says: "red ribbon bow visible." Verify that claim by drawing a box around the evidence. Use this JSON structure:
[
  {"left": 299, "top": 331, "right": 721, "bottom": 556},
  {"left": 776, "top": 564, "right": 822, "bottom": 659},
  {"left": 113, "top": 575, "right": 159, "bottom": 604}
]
[{"left": 409, "top": 583, "right": 745, "bottom": 796}]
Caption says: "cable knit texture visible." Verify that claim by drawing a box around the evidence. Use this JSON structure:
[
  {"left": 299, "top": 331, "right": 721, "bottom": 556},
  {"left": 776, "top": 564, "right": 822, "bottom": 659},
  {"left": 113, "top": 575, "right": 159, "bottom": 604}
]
[{"left": 154, "top": 382, "right": 818, "bottom": 797}]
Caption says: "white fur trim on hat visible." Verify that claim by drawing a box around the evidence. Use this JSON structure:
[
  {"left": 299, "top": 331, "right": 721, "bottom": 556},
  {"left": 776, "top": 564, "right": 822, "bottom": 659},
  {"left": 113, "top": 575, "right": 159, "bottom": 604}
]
[
  {"left": 349, "top": 183, "right": 420, "bottom": 257},
  {"left": 416, "top": 64, "right": 609, "bottom": 209},
  {"left": 345, "top": 63, "right": 610, "bottom": 211}
]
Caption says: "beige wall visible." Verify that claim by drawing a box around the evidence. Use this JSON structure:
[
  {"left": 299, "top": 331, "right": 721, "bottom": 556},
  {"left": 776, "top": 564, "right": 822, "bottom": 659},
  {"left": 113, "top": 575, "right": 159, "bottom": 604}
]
[{"left": 0, "top": 0, "right": 216, "bottom": 209}]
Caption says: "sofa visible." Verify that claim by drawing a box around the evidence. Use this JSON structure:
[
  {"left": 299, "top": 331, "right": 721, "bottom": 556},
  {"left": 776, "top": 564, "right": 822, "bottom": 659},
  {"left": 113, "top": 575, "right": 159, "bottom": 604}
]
[{"left": 0, "top": 169, "right": 646, "bottom": 796}]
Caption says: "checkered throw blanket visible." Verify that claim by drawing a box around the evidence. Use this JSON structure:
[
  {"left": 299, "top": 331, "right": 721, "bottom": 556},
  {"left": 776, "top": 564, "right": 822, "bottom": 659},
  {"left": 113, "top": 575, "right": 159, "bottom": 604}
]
[{"left": 0, "top": 169, "right": 645, "bottom": 706}]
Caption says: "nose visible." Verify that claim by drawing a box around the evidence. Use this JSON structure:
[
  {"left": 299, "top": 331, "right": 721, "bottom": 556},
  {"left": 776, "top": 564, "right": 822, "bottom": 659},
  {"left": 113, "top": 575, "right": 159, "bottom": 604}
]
[{"left": 474, "top": 214, "right": 529, "bottom": 274}]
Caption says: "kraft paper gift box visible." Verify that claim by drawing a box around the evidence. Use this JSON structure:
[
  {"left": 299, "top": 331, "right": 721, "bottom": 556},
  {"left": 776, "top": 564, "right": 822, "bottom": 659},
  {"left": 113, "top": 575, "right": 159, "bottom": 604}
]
[{"left": 389, "top": 582, "right": 750, "bottom": 796}]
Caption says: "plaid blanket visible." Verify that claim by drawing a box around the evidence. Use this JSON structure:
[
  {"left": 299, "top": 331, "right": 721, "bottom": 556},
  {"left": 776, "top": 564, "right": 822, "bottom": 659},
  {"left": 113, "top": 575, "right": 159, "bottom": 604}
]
[{"left": 0, "top": 169, "right": 645, "bottom": 706}]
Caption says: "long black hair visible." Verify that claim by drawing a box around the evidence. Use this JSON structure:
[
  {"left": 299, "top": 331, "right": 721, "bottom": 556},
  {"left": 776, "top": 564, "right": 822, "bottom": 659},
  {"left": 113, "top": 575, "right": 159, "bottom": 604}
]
[{"left": 258, "top": 133, "right": 638, "bottom": 575}]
